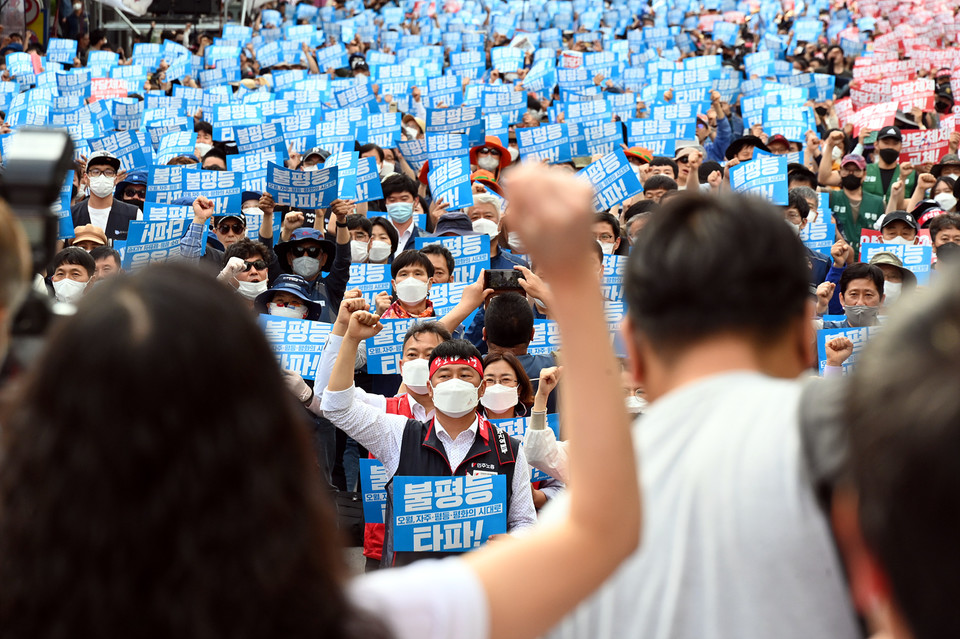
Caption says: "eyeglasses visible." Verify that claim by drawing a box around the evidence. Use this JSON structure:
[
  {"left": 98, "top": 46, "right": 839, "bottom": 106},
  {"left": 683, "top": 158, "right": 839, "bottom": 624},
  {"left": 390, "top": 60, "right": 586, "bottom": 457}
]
[
  {"left": 477, "top": 147, "right": 501, "bottom": 155},
  {"left": 292, "top": 245, "right": 324, "bottom": 258},
  {"left": 675, "top": 155, "right": 690, "bottom": 164},
  {"left": 241, "top": 259, "right": 268, "bottom": 271},
  {"left": 124, "top": 187, "right": 146, "bottom": 198},
  {"left": 596, "top": 233, "right": 617, "bottom": 242},
  {"left": 217, "top": 222, "right": 245, "bottom": 234},
  {"left": 87, "top": 168, "right": 116, "bottom": 178}
]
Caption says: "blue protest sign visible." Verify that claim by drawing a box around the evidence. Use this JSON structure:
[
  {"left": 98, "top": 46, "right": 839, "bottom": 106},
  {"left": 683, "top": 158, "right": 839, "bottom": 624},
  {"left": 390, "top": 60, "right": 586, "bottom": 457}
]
[
  {"left": 347, "top": 263, "right": 392, "bottom": 308},
  {"left": 578, "top": 148, "right": 643, "bottom": 211},
  {"left": 426, "top": 132, "right": 470, "bottom": 162},
  {"left": 415, "top": 234, "right": 490, "bottom": 283},
  {"left": 359, "top": 458, "right": 389, "bottom": 523},
  {"left": 427, "top": 157, "right": 474, "bottom": 211},
  {"left": 425, "top": 106, "right": 484, "bottom": 147},
  {"left": 146, "top": 166, "right": 242, "bottom": 213},
  {"left": 156, "top": 130, "right": 197, "bottom": 163},
  {"left": 491, "top": 414, "right": 561, "bottom": 482},
  {"left": 266, "top": 162, "right": 338, "bottom": 209},
  {"left": 47, "top": 38, "right": 78, "bottom": 65},
  {"left": 397, "top": 139, "right": 429, "bottom": 171},
  {"left": 816, "top": 326, "right": 880, "bottom": 374},
  {"left": 142, "top": 202, "right": 193, "bottom": 222},
  {"left": 122, "top": 218, "right": 193, "bottom": 271},
  {"left": 860, "top": 244, "right": 933, "bottom": 285},
  {"left": 625, "top": 118, "right": 676, "bottom": 156},
  {"left": 366, "top": 318, "right": 422, "bottom": 374},
  {"left": 366, "top": 112, "right": 401, "bottom": 148},
  {"left": 601, "top": 254, "right": 627, "bottom": 299},
  {"left": 355, "top": 156, "right": 385, "bottom": 203},
  {"left": 258, "top": 315, "right": 334, "bottom": 380},
  {"left": 392, "top": 474, "right": 507, "bottom": 552},
  {"left": 228, "top": 150, "right": 283, "bottom": 193},
  {"left": 582, "top": 121, "right": 624, "bottom": 156},
  {"left": 528, "top": 319, "right": 563, "bottom": 355},
  {"left": 88, "top": 130, "right": 149, "bottom": 171},
  {"left": 517, "top": 124, "right": 571, "bottom": 163},
  {"left": 315, "top": 120, "right": 358, "bottom": 154},
  {"left": 729, "top": 155, "right": 789, "bottom": 204},
  {"left": 234, "top": 122, "right": 286, "bottom": 155},
  {"left": 324, "top": 150, "right": 358, "bottom": 200},
  {"left": 800, "top": 217, "right": 837, "bottom": 258},
  {"left": 54, "top": 170, "right": 75, "bottom": 240}
]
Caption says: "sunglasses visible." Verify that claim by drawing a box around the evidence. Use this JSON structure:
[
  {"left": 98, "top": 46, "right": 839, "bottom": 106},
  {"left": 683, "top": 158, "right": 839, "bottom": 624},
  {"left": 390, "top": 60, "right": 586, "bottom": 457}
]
[
  {"left": 292, "top": 245, "right": 324, "bottom": 258},
  {"left": 124, "top": 188, "right": 146, "bottom": 198},
  {"left": 217, "top": 222, "right": 245, "bottom": 234},
  {"left": 241, "top": 259, "right": 268, "bottom": 271},
  {"left": 675, "top": 156, "right": 690, "bottom": 164},
  {"left": 477, "top": 147, "right": 501, "bottom": 155}
]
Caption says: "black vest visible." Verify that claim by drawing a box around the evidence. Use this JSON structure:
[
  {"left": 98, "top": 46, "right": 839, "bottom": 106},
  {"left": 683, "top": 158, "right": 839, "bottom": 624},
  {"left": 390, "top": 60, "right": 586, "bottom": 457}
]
[
  {"left": 71, "top": 198, "right": 140, "bottom": 243},
  {"left": 381, "top": 415, "right": 519, "bottom": 567}
]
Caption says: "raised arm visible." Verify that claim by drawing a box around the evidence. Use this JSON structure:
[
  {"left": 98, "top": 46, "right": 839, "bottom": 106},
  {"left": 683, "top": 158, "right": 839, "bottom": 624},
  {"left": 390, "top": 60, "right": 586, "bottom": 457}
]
[
  {"left": 818, "top": 130, "right": 844, "bottom": 187},
  {"left": 462, "top": 164, "right": 641, "bottom": 639}
]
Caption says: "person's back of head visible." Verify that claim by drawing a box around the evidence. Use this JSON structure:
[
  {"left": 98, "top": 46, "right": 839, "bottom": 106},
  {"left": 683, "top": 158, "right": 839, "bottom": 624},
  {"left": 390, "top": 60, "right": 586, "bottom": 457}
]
[
  {"left": 0, "top": 199, "right": 30, "bottom": 363},
  {"left": 0, "top": 263, "right": 387, "bottom": 639},
  {"left": 626, "top": 192, "right": 810, "bottom": 372},
  {"left": 842, "top": 266, "right": 960, "bottom": 639},
  {"left": 484, "top": 292, "right": 534, "bottom": 349}
]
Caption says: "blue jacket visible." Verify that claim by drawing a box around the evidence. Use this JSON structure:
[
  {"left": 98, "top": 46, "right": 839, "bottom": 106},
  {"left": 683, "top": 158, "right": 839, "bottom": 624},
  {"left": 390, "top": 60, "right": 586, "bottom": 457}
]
[
  {"left": 806, "top": 247, "right": 830, "bottom": 285},
  {"left": 703, "top": 116, "right": 733, "bottom": 164}
]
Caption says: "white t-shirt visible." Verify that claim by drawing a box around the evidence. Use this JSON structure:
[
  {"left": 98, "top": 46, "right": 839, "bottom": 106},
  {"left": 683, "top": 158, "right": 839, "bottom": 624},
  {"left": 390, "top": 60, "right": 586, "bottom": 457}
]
[
  {"left": 88, "top": 204, "right": 111, "bottom": 231},
  {"left": 349, "top": 558, "right": 487, "bottom": 639},
  {"left": 543, "top": 371, "right": 860, "bottom": 639}
]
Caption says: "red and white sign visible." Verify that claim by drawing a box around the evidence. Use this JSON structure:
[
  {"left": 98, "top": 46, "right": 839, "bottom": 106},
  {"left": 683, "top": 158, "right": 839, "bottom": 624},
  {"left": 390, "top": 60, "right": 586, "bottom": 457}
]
[
  {"left": 891, "top": 77, "right": 935, "bottom": 112},
  {"left": 848, "top": 101, "right": 899, "bottom": 135},
  {"left": 90, "top": 78, "right": 128, "bottom": 101},
  {"left": 899, "top": 127, "right": 950, "bottom": 165}
]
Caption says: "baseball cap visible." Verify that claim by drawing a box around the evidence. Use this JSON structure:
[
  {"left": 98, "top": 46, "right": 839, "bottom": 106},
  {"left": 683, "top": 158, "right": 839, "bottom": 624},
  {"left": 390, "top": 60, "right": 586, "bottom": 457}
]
[
  {"left": 767, "top": 134, "right": 790, "bottom": 147},
  {"left": 213, "top": 211, "right": 247, "bottom": 227},
  {"left": 877, "top": 126, "right": 902, "bottom": 142},
  {"left": 433, "top": 212, "right": 481, "bottom": 237},
  {"left": 879, "top": 210, "right": 919, "bottom": 231},
  {"left": 86, "top": 150, "right": 121, "bottom": 172},
  {"left": 303, "top": 147, "right": 330, "bottom": 163},
  {"left": 840, "top": 154, "right": 867, "bottom": 170}
]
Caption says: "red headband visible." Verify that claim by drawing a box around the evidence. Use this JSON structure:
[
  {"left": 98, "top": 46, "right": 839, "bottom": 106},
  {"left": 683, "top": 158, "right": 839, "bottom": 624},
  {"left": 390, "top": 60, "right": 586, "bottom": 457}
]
[{"left": 429, "top": 356, "right": 484, "bottom": 379}]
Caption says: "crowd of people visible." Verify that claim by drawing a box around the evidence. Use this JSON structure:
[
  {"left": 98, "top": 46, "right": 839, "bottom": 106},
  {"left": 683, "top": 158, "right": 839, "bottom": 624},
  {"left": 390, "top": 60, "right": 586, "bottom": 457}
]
[{"left": 0, "top": 0, "right": 959, "bottom": 638}]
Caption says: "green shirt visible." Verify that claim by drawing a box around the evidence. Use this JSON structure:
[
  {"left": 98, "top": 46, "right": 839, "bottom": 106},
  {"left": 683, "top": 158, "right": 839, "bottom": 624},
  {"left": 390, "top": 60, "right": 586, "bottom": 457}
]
[
  {"left": 862, "top": 162, "right": 917, "bottom": 204},
  {"left": 829, "top": 189, "right": 886, "bottom": 252}
]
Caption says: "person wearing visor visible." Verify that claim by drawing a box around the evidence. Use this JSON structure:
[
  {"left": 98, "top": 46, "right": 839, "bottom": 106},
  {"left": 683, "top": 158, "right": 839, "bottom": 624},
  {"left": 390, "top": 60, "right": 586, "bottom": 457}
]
[
  {"left": 877, "top": 210, "right": 920, "bottom": 245},
  {"left": 469, "top": 136, "right": 512, "bottom": 180},
  {"left": 254, "top": 274, "right": 327, "bottom": 321}
]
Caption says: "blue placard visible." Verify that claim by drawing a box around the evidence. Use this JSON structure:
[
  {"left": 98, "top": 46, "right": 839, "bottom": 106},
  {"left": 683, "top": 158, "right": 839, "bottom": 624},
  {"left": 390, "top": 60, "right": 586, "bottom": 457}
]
[
  {"left": 234, "top": 121, "right": 286, "bottom": 155},
  {"left": 366, "top": 112, "right": 402, "bottom": 148},
  {"left": 860, "top": 243, "right": 933, "bottom": 286},
  {"left": 625, "top": 119, "right": 677, "bottom": 156},
  {"left": 47, "top": 38, "right": 78, "bottom": 65},
  {"left": 142, "top": 202, "right": 193, "bottom": 222},
  {"left": 315, "top": 120, "right": 358, "bottom": 154},
  {"left": 578, "top": 148, "right": 643, "bottom": 211},
  {"left": 227, "top": 150, "right": 283, "bottom": 193},
  {"left": 427, "top": 157, "right": 473, "bottom": 211},
  {"left": 517, "top": 124, "right": 571, "bottom": 163},
  {"left": 529, "top": 319, "right": 563, "bottom": 355},
  {"left": 491, "top": 414, "right": 561, "bottom": 482},
  {"left": 122, "top": 218, "right": 194, "bottom": 271},
  {"left": 425, "top": 106, "right": 484, "bottom": 147},
  {"left": 266, "top": 162, "right": 338, "bottom": 209},
  {"left": 816, "top": 326, "right": 880, "bottom": 374},
  {"left": 582, "top": 121, "right": 624, "bottom": 156},
  {"left": 54, "top": 169, "right": 75, "bottom": 240},
  {"left": 147, "top": 166, "right": 242, "bottom": 213},
  {"left": 257, "top": 314, "right": 334, "bottom": 379},
  {"left": 392, "top": 474, "right": 507, "bottom": 552},
  {"left": 397, "top": 138, "right": 429, "bottom": 170},
  {"left": 800, "top": 217, "right": 837, "bottom": 258},
  {"left": 415, "top": 234, "right": 491, "bottom": 283},
  {"left": 347, "top": 263, "right": 392, "bottom": 308},
  {"left": 156, "top": 130, "right": 197, "bottom": 163},
  {"left": 729, "top": 155, "right": 789, "bottom": 205},
  {"left": 355, "top": 156, "right": 385, "bottom": 203},
  {"left": 426, "top": 132, "right": 470, "bottom": 163},
  {"left": 359, "top": 458, "right": 389, "bottom": 523},
  {"left": 366, "top": 318, "right": 422, "bottom": 374},
  {"left": 324, "top": 150, "right": 358, "bottom": 200},
  {"left": 88, "top": 130, "right": 149, "bottom": 172}
]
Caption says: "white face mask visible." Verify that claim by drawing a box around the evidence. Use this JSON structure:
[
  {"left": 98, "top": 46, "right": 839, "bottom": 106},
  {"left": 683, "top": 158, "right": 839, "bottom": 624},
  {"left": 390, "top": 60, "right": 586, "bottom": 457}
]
[
  {"left": 52, "top": 278, "right": 87, "bottom": 304},
  {"left": 598, "top": 240, "right": 616, "bottom": 255},
  {"left": 195, "top": 142, "right": 214, "bottom": 158},
  {"left": 785, "top": 218, "right": 801, "bottom": 235},
  {"left": 88, "top": 174, "right": 115, "bottom": 198},
  {"left": 350, "top": 239, "right": 369, "bottom": 263},
  {"left": 243, "top": 206, "right": 264, "bottom": 220},
  {"left": 477, "top": 155, "right": 501, "bottom": 172},
  {"left": 472, "top": 218, "right": 499, "bottom": 237},
  {"left": 380, "top": 160, "right": 396, "bottom": 176},
  {"left": 395, "top": 276, "right": 429, "bottom": 304},
  {"left": 368, "top": 240, "right": 392, "bottom": 262},
  {"left": 883, "top": 235, "right": 913, "bottom": 245},
  {"left": 480, "top": 383, "right": 519, "bottom": 413},
  {"left": 403, "top": 125, "right": 420, "bottom": 139},
  {"left": 625, "top": 395, "right": 647, "bottom": 414},
  {"left": 507, "top": 231, "right": 526, "bottom": 254},
  {"left": 508, "top": 146, "right": 519, "bottom": 163},
  {"left": 292, "top": 256, "right": 321, "bottom": 278},
  {"left": 431, "top": 378, "right": 480, "bottom": 418},
  {"left": 302, "top": 164, "right": 318, "bottom": 172},
  {"left": 883, "top": 280, "right": 902, "bottom": 306},
  {"left": 934, "top": 192, "right": 958, "bottom": 212},
  {"left": 401, "top": 358, "right": 430, "bottom": 394},
  {"left": 268, "top": 302, "right": 308, "bottom": 319},
  {"left": 236, "top": 279, "right": 268, "bottom": 300}
]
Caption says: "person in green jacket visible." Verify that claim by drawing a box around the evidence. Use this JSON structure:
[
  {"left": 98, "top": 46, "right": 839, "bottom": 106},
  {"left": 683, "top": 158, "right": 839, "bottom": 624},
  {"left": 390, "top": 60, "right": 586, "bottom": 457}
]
[
  {"left": 819, "top": 127, "right": 916, "bottom": 205},
  {"left": 820, "top": 153, "right": 886, "bottom": 253}
]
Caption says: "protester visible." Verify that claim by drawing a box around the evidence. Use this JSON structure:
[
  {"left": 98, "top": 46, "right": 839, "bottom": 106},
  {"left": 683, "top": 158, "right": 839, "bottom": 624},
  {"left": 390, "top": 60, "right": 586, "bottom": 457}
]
[
  {"left": 819, "top": 149, "right": 886, "bottom": 251},
  {"left": 89, "top": 246, "right": 122, "bottom": 282},
  {"left": 70, "top": 151, "right": 141, "bottom": 242},
  {"left": 378, "top": 250, "right": 436, "bottom": 319},
  {"left": 419, "top": 244, "right": 455, "bottom": 284},
  {"left": 48, "top": 247, "right": 95, "bottom": 305},
  {"left": 68, "top": 224, "right": 108, "bottom": 251}
]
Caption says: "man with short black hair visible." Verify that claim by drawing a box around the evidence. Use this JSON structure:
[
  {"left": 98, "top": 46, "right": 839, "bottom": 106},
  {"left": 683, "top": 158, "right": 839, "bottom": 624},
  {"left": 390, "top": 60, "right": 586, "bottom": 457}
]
[
  {"left": 89, "top": 246, "right": 122, "bottom": 281},
  {"left": 201, "top": 147, "right": 228, "bottom": 170},
  {"left": 379, "top": 249, "right": 435, "bottom": 318},
  {"left": 928, "top": 213, "right": 960, "bottom": 260},
  {"left": 593, "top": 212, "right": 623, "bottom": 255},
  {"left": 648, "top": 157, "right": 679, "bottom": 180},
  {"left": 381, "top": 174, "right": 423, "bottom": 251},
  {"left": 484, "top": 292, "right": 556, "bottom": 396},
  {"left": 785, "top": 188, "right": 829, "bottom": 285},
  {"left": 817, "top": 262, "right": 885, "bottom": 329},
  {"left": 419, "top": 244, "right": 455, "bottom": 284},
  {"left": 218, "top": 238, "right": 273, "bottom": 303},
  {"left": 546, "top": 192, "right": 859, "bottom": 639},
  {"left": 48, "top": 247, "right": 95, "bottom": 305},
  {"left": 643, "top": 175, "right": 679, "bottom": 203},
  {"left": 71, "top": 150, "right": 142, "bottom": 242}
]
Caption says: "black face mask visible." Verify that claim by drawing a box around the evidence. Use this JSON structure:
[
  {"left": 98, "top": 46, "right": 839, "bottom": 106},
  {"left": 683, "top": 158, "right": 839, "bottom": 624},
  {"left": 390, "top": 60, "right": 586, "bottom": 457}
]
[
  {"left": 936, "top": 101, "right": 952, "bottom": 115},
  {"left": 841, "top": 174, "right": 862, "bottom": 191},
  {"left": 878, "top": 147, "right": 900, "bottom": 164}
]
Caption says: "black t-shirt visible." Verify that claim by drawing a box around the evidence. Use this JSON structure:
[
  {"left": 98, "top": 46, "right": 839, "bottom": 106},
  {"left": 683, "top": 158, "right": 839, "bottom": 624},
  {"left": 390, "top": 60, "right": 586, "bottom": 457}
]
[{"left": 879, "top": 167, "right": 897, "bottom": 196}]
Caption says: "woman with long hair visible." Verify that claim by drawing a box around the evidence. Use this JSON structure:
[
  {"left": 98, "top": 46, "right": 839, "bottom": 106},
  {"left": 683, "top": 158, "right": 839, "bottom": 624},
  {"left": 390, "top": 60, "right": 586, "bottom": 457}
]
[{"left": 0, "top": 163, "right": 640, "bottom": 639}]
